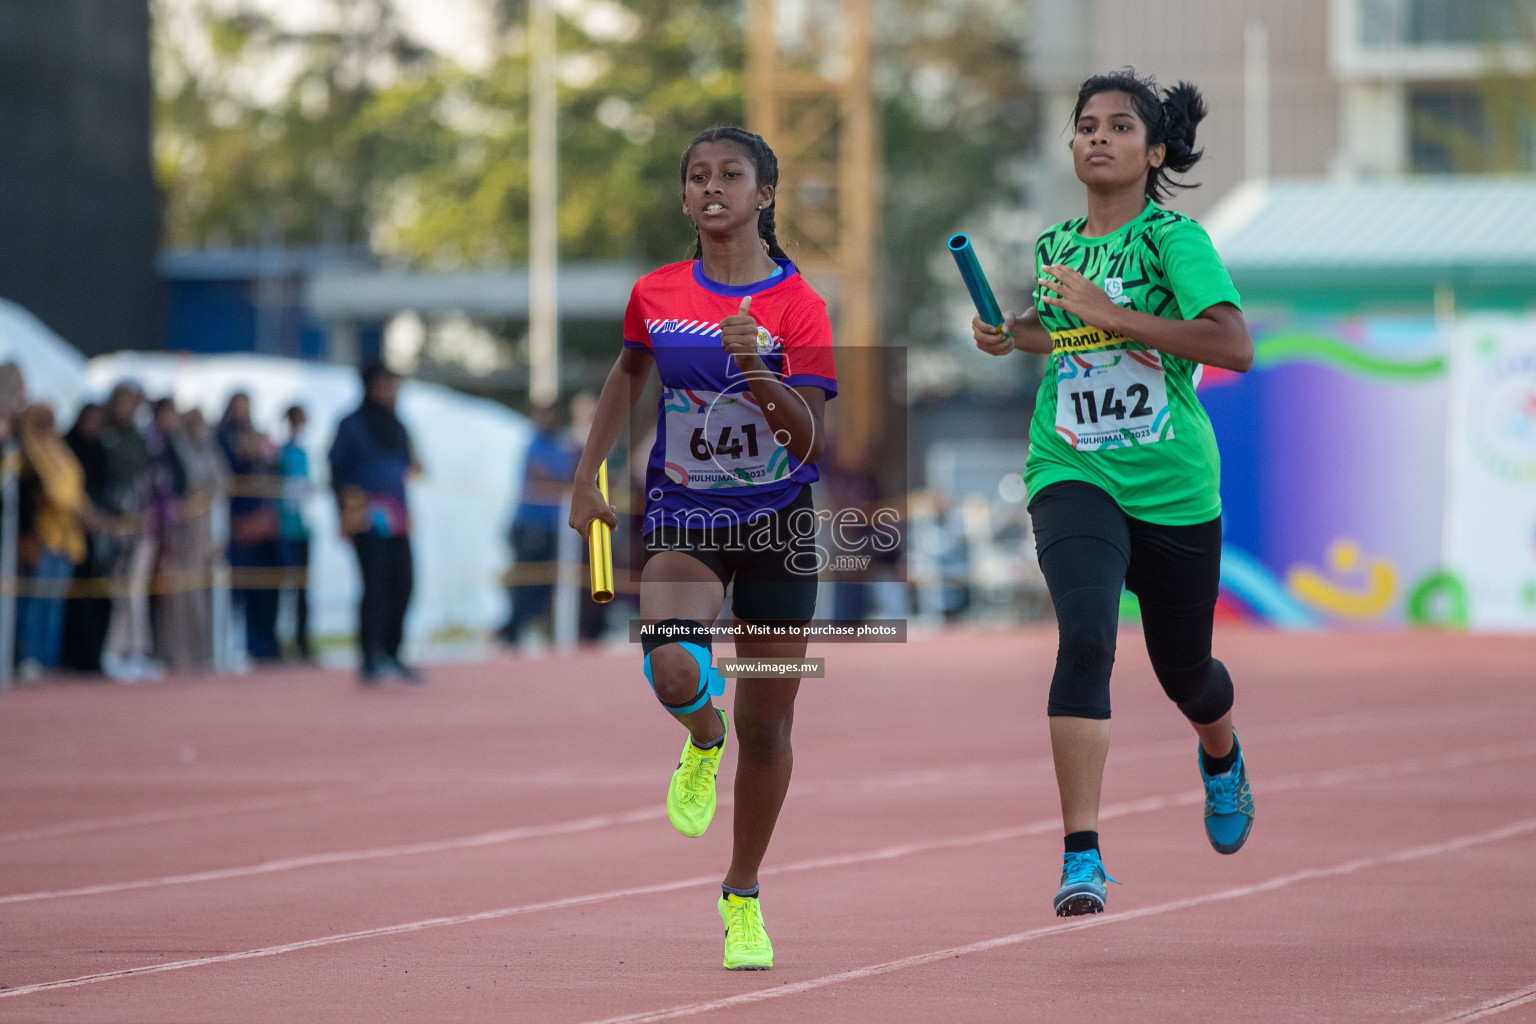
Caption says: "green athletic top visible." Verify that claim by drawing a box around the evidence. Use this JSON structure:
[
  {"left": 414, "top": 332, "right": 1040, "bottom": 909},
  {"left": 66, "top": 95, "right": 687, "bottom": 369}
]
[{"left": 1024, "top": 199, "right": 1241, "bottom": 525}]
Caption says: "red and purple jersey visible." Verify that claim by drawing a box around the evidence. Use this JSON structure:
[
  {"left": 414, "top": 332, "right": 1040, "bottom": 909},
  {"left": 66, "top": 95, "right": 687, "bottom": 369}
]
[{"left": 623, "top": 258, "right": 837, "bottom": 533}]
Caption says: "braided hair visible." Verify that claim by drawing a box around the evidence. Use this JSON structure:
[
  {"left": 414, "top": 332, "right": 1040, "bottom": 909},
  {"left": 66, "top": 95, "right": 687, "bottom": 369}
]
[
  {"left": 1071, "top": 69, "right": 1207, "bottom": 203},
  {"left": 679, "top": 125, "right": 790, "bottom": 260}
]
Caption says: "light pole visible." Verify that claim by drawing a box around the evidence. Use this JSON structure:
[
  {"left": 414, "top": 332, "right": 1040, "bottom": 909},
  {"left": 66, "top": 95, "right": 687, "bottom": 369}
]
[{"left": 528, "top": 0, "right": 559, "bottom": 407}]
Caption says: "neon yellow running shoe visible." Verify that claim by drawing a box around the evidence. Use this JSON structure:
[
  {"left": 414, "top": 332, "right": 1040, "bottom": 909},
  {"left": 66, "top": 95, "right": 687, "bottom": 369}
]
[
  {"left": 718, "top": 893, "right": 773, "bottom": 970},
  {"left": 666, "top": 710, "right": 727, "bottom": 837}
]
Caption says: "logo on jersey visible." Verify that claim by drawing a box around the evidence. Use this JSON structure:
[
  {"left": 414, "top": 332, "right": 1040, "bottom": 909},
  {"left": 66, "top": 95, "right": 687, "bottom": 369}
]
[
  {"left": 1104, "top": 277, "right": 1132, "bottom": 306},
  {"left": 647, "top": 318, "right": 723, "bottom": 338},
  {"left": 755, "top": 325, "right": 782, "bottom": 354}
]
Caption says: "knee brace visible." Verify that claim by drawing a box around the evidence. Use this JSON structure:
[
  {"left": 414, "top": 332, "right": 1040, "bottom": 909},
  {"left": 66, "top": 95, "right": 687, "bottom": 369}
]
[
  {"left": 1045, "top": 588, "right": 1118, "bottom": 719},
  {"left": 1154, "top": 655, "right": 1234, "bottom": 725},
  {"left": 642, "top": 618, "right": 724, "bottom": 715}
]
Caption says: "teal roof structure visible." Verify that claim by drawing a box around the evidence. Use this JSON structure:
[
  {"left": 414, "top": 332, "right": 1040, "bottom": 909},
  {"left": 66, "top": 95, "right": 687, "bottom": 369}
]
[{"left": 1203, "top": 178, "right": 1536, "bottom": 309}]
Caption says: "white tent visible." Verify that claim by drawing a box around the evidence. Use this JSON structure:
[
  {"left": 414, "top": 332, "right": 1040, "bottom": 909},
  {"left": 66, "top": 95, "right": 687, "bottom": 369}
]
[
  {"left": 0, "top": 299, "right": 90, "bottom": 419},
  {"left": 87, "top": 353, "right": 532, "bottom": 656}
]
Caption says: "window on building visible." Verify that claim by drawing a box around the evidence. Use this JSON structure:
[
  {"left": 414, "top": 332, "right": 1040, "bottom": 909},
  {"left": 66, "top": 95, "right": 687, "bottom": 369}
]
[
  {"left": 1360, "top": 0, "right": 1519, "bottom": 47},
  {"left": 1409, "top": 85, "right": 1536, "bottom": 172}
]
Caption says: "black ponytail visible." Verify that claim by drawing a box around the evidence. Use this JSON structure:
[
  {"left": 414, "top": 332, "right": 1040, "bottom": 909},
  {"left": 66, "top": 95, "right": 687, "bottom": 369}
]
[
  {"left": 1072, "top": 69, "right": 1207, "bottom": 203},
  {"left": 679, "top": 124, "right": 790, "bottom": 260}
]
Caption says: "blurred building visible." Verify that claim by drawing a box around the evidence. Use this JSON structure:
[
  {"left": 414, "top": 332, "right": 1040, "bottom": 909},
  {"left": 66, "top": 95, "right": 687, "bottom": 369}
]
[
  {"left": 160, "top": 248, "right": 376, "bottom": 362},
  {"left": 1027, "top": 0, "right": 1535, "bottom": 222},
  {"left": 0, "top": 0, "right": 159, "bottom": 355}
]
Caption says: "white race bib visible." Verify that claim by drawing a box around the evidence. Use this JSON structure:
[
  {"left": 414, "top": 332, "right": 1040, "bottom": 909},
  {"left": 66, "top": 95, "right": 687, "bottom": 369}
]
[
  {"left": 662, "top": 388, "right": 792, "bottom": 489},
  {"left": 1054, "top": 347, "right": 1174, "bottom": 451}
]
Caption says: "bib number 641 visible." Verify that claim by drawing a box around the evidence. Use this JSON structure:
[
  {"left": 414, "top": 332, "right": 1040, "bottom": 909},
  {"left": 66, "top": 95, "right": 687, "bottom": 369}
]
[{"left": 690, "top": 424, "right": 761, "bottom": 461}]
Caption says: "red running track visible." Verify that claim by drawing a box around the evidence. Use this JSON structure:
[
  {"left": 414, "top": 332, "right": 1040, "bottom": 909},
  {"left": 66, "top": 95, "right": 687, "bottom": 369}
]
[{"left": 1, "top": 628, "right": 1534, "bottom": 1023}]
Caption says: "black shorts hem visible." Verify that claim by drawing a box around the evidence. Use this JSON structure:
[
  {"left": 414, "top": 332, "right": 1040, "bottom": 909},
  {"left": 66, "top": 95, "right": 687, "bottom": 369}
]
[{"left": 643, "top": 485, "right": 819, "bottom": 626}]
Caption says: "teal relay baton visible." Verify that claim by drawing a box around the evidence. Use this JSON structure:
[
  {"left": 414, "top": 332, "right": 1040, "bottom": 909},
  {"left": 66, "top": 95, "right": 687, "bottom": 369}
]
[{"left": 947, "top": 233, "right": 1004, "bottom": 329}]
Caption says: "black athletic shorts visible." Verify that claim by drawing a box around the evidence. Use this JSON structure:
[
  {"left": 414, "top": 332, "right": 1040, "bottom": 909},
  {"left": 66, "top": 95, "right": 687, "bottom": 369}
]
[{"left": 642, "top": 485, "right": 820, "bottom": 626}]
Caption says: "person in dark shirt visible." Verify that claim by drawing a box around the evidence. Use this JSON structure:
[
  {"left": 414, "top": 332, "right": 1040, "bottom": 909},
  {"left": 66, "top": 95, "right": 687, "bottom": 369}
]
[
  {"left": 62, "top": 404, "right": 112, "bottom": 673},
  {"left": 219, "top": 392, "right": 281, "bottom": 664},
  {"left": 499, "top": 402, "right": 577, "bottom": 646},
  {"left": 100, "top": 382, "right": 161, "bottom": 681},
  {"left": 329, "top": 364, "right": 421, "bottom": 684}
]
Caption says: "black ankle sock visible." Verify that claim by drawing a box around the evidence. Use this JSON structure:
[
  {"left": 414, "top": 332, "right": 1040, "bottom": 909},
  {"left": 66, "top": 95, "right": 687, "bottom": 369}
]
[
  {"left": 1063, "top": 830, "right": 1099, "bottom": 855},
  {"left": 691, "top": 710, "right": 727, "bottom": 750},
  {"left": 1201, "top": 737, "right": 1240, "bottom": 776},
  {"left": 722, "top": 883, "right": 759, "bottom": 900}
]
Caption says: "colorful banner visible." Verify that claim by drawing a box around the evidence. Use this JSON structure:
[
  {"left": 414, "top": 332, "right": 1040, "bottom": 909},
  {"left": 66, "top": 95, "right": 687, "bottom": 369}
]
[
  {"left": 1443, "top": 315, "right": 1536, "bottom": 630},
  {"left": 1199, "top": 316, "right": 1456, "bottom": 628}
]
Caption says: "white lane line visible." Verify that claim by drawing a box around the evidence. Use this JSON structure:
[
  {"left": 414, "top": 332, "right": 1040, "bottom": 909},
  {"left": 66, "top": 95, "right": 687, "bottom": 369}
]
[
  {"left": 5, "top": 739, "right": 1535, "bottom": 908},
  {"left": 1430, "top": 983, "right": 1536, "bottom": 1023},
  {"left": 0, "top": 789, "right": 365, "bottom": 845},
  {"left": 1, "top": 692, "right": 1518, "bottom": 792},
  {"left": 3, "top": 744, "right": 1533, "bottom": 1001},
  {"left": 580, "top": 817, "right": 1536, "bottom": 1024},
  {"left": 0, "top": 768, "right": 660, "bottom": 788},
  {"left": 0, "top": 871, "right": 722, "bottom": 1000},
  {"left": 0, "top": 806, "right": 667, "bottom": 906}
]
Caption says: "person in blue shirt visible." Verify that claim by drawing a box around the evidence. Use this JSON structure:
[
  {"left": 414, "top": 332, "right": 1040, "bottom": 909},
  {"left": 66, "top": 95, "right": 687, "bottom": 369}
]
[
  {"left": 278, "top": 404, "right": 313, "bottom": 662},
  {"left": 499, "top": 402, "right": 578, "bottom": 646},
  {"left": 329, "top": 364, "right": 422, "bottom": 684}
]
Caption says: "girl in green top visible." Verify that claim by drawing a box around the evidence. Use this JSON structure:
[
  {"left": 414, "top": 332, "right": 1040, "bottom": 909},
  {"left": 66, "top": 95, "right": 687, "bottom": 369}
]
[{"left": 972, "top": 70, "right": 1256, "bottom": 916}]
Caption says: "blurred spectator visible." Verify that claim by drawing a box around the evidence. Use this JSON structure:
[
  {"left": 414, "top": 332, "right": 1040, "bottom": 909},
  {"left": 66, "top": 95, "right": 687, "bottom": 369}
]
[
  {"left": 15, "top": 404, "right": 87, "bottom": 681},
  {"left": 148, "top": 399, "right": 214, "bottom": 674},
  {"left": 330, "top": 364, "right": 421, "bottom": 683},
  {"left": 498, "top": 401, "right": 577, "bottom": 646},
  {"left": 61, "top": 403, "right": 113, "bottom": 674},
  {"left": 219, "top": 392, "right": 281, "bottom": 664},
  {"left": 0, "top": 362, "right": 25, "bottom": 425},
  {"left": 173, "top": 407, "right": 223, "bottom": 671},
  {"left": 100, "top": 382, "right": 162, "bottom": 682},
  {"left": 826, "top": 440, "right": 880, "bottom": 624},
  {"left": 277, "top": 404, "right": 313, "bottom": 661},
  {"left": 825, "top": 440, "right": 908, "bottom": 624}
]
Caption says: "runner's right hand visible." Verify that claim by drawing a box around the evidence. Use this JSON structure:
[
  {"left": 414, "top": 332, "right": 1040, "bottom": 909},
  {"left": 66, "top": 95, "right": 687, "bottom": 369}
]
[
  {"left": 973, "top": 312, "right": 1017, "bottom": 356},
  {"left": 568, "top": 478, "right": 618, "bottom": 539}
]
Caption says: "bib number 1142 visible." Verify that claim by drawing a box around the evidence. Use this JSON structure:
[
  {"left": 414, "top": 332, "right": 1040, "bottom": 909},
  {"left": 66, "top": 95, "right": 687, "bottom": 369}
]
[
  {"left": 1053, "top": 348, "right": 1173, "bottom": 451},
  {"left": 1066, "top": 384, "right": 1153, "bottom": 426}
]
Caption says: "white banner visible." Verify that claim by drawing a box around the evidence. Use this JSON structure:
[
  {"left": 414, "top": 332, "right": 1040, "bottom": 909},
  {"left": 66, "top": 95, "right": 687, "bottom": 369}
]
[{"left": 1444, "top": 315, "right": 1536, "bottom": 630}]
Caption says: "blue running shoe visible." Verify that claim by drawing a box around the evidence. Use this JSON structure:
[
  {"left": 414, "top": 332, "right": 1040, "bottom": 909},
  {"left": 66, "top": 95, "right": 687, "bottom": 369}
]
[
  {"left": 1053, "top": 849, "right": 1119, "bottom": 917},
  {"left": 1200, "top": 734, "right": 1255, "bottom": 855}
]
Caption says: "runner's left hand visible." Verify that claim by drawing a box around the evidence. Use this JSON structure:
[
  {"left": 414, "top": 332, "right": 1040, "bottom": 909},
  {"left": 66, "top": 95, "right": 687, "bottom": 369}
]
[
  {"left": 720, "top": 296, "right": 765, "bottom": 372},
  {"left": 1039, "top": 265, "right": 1121, "bottom": 329}
]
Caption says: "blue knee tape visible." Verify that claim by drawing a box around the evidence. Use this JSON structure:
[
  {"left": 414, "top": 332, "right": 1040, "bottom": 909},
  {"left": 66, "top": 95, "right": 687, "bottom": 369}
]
[{"left": 643, "top": 641, "right": 725, "bottom": 715}]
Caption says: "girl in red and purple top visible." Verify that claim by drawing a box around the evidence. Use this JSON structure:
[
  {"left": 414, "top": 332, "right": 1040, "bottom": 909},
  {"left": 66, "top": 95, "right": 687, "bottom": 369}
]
[{"left": 570, "top": 125, "right": 835, "bottom": 971}]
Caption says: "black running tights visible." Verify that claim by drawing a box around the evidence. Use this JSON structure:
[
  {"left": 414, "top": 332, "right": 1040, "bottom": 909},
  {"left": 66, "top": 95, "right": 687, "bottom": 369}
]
[{"left": 1028, "top": 480, "right": 1234, "bottom": 724}]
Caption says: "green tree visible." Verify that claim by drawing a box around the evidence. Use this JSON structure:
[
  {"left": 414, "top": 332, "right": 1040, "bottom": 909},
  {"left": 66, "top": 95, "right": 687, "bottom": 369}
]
[
  {"left": 155, "top": 0, "right": 743, "bottom": 261},
  {"left": 154, "top": 0, "right": 1034, "bottom": 355},
  {"left": 374, "top": 0, "right": 744, "bottom": 266},
  {"left": 154, "top": 0, "right": 443, "bottom": 247},
  {"left": 878, "top": 0, "right": 1034, "bottom": 348}
]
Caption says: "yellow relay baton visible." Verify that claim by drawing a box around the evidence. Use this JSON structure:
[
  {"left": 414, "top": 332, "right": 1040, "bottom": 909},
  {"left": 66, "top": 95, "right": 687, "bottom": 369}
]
[{"left": 588, "top": 462, "right": 615, "bottom": 603}]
